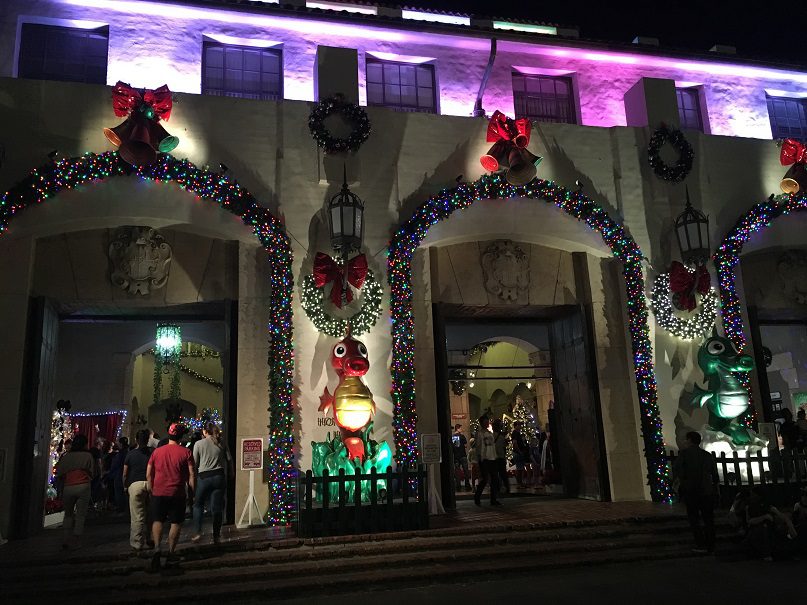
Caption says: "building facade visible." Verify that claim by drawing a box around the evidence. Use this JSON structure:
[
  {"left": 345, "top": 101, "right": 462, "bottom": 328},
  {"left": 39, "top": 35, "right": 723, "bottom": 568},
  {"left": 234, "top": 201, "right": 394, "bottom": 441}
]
[{"left": 1, "top": 0, "right": 807, "bottom": 536}]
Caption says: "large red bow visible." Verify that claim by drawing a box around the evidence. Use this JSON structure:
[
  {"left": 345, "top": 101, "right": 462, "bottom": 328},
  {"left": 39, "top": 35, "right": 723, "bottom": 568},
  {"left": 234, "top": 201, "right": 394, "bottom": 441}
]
[
  {"left": 313, "top": 253, "right": 368, "bottom": 308},
  {"left": 486, "top": 110, "right": 531, "bottom": 148},
  {"left": 111, "top": 81, "right": 173, "bottom": 121},
  {"left": 780, "top": 139, "right": 807, "bottom": 166},
  {"left": 669, "top": 261, "right": 710, "bottom": 312}
]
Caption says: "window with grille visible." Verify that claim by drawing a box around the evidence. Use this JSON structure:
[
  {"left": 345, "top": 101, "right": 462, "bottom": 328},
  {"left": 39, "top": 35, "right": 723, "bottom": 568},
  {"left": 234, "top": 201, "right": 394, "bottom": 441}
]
[
  {"left": 676, "top": 88, "right": 704, "bottom": 132},
  {"left": 767, "top": 95, "right": 807, "bottom": 141},
  {"left": 202, "top": 41, "right": 283, "bottom": 101},
  {"left": 366, "top": 59, "right": 436, "bottom": 113},
  {"left": 512, "top": 73, "right": 576, "bottom": 124},
  {"left": 17, "top": 23, "right": 108, "bottom": 84}
]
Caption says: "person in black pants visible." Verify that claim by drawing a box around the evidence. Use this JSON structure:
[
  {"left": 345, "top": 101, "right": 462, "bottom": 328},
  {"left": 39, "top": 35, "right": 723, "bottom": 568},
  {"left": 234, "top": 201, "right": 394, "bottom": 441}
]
[
  {"left": 473, "top": 416, "right": 501, "bottom": 507},
  {"left": 674, "top": 431, "right": 719, "bottom": 553}
]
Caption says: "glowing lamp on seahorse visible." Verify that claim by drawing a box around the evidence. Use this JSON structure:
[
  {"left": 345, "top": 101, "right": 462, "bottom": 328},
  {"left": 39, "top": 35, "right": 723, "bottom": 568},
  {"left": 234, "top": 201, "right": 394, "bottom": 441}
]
[{"left": 319, "top": 334, "right": 376, "bottom": 461}]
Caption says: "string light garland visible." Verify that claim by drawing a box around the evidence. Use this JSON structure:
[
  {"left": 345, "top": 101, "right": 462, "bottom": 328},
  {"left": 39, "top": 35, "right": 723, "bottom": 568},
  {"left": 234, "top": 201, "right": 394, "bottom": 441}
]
[
  {"left": 715, "top": 192, "right": 807, "bottom": 428},
  {"left": 650, "top": 272, "right": 718, "bottom": 339},
  {"left": 388, "top": 173, "right": 673, "bottom": 502},
  {"left": 146, "top": 349, "right": 223, "bottom": 390},
  {"left": 300, "top": 269, "right": 383, "bottom": 337},
  {"left": 70, "top": 410, "right": 129, "bottom": 439},
  {"left": 647, "top": 126, "right": 694, "bottom": 183},
  {"left": 0, "top": 152, "right": 295, "bottom": 525},
  {"left": 180, "top": 407, "right": 223, "bottom": 432}
]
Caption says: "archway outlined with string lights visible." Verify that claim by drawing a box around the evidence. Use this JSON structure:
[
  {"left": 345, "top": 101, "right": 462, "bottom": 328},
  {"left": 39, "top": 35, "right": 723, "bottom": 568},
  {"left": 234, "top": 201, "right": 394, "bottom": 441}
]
[
  {"left": 387, "top": 173, "right": 673, "bottom": 502},
  {"left": 0, "top": 152, "right": 295, "bottom": 525}
]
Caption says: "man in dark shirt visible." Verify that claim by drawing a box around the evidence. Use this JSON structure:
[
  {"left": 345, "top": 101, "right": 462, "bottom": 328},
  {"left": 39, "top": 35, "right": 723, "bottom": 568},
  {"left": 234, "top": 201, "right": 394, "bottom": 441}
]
[
  {"left": 452, "top": 424, "right": 471, "bottom": 491},
  {"left": 123, "top": 430, "right": 153, "bottom": 550},
  {"left": 674, "top": 431, "right": 719, "bottom": 553}
]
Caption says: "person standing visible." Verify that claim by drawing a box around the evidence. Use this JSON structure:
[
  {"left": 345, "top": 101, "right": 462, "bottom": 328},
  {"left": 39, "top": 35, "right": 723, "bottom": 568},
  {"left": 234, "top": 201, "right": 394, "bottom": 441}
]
[
  {"left": 511, "top": 421, "right": 531, "bottom": 488},
  {"left": 473, "top": 416, "right": 501, "bottom": 507},
  {"left": 123, "top": 430, "right": 153, "bottom": 551},
  {"left": 452, "top": 424, "right": 471, "bottom": 491},
  {"left": 55, "top": 434, "right": 98, "bottom": 549},
  {"left": 674, "top": 431, "right": 719, "bottom": 554},
  {"left": 147, "top": 423, "right": 195, "bottom": 571},
  {"left": 492, "top": 418, "right": 510, "bottom": 495},
  {"left": 191, "top": 422, "right": 233, "bottom": 545},
  {"left": 109, "top": 436, "right": 130, "bottom": 512}
]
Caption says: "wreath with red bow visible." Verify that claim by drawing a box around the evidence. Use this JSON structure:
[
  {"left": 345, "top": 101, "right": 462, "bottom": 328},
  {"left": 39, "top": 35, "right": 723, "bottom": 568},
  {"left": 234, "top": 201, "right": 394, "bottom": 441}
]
[
  {"left": 301, "top": 252, "right": 383, "bottom": 337},
  {"left": 650, "top": 261, "right": 717, "bottom": 339}
]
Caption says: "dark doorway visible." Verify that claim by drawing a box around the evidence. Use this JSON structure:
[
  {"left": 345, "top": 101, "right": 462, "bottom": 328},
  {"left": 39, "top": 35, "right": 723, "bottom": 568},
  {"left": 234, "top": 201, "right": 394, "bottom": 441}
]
[{"left": 433, "top": 304, "right": 610, "bottom": 510}]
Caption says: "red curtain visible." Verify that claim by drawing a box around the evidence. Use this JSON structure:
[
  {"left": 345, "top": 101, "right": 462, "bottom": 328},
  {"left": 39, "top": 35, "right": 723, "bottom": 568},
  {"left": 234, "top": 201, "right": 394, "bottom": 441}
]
[{"left": 72, "top": 413, "right": 124, "bottom": 446}]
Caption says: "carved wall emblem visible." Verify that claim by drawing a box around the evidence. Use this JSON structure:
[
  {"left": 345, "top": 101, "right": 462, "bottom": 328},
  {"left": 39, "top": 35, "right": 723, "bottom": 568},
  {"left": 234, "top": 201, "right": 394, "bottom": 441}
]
[
  {"left": 481, "top": 240, "right": 530, "bottom": 302},
  {"left": 778, "top": 250, "right": 807, "bottom": 305},
  {"left": 109, "top": 226, "right": 172, "bottom": 295}
]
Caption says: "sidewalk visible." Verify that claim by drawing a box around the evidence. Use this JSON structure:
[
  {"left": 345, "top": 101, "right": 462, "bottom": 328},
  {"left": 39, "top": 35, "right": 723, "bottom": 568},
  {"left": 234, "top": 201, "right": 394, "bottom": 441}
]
[{"left": 0, "top": 496, "right": 685, "bottom": 566}]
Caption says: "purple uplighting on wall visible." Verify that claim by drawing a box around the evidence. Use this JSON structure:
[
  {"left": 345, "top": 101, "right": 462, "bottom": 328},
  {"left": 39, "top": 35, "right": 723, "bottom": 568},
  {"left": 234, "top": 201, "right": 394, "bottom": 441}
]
[{"left": 26, "top": 0, "right": 806, "bottom": 136}]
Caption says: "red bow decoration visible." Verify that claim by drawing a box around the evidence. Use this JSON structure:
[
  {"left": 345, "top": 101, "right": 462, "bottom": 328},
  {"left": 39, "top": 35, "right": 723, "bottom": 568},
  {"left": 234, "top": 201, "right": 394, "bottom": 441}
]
[
  {"left": 486, "top": 110, "right": 531, "bottom": 149},
  {"left": 111, "top": 81, "right": 173, "bottom": 121},
  {"left": 669, "top": 261, "right": 711, "bottom": 312},
  {"left": 780, "top": 138, "right": 807, "bottom": 166},
  {"left": 313, "top": 253, "right": 368, "bottom": 308}
]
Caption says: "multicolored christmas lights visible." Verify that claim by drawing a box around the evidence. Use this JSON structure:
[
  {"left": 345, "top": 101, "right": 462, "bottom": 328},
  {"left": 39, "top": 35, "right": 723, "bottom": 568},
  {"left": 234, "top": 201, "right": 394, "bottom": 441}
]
[
  {"left": 0, "top": 152, "right": 295, "bottom": 525},
  {"left": 388, "top": 173, "right": 673, "bottom": 502},
  {"left": 714, "top": 192, "right": 807, "bottom": 428}
]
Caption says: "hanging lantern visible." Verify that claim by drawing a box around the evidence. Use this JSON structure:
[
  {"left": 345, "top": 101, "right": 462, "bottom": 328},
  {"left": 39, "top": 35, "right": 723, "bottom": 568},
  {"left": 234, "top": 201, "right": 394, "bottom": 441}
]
[
  {"left": 155, "top": 323, "right": 182, "bottom": 359},
  {"left": 327, "top": 167, "right": 365, "bottom": 257},
  {"left": 674, "top": 187, "right": 710, "bottom": 266}
]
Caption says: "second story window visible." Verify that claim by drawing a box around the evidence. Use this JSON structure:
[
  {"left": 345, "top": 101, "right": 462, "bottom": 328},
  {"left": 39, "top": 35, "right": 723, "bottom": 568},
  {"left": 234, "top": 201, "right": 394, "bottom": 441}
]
[
  {"left": 767, "top": 95, "right": 807, "bottom": 141},
  {"left": 366, "top": 59, "right": 436, "bottom": 113},
  {"left": 512, "top": 73, "right": 576, "bottom": 124},
  {"left": 202, "top": 41, "right": 282, "bottom": 101},
  {"left": 17, "top": 23, "right": 108, "bottom": 84},
  {"left": 676, "top": 88, "right": 704, "bottom": 132}
]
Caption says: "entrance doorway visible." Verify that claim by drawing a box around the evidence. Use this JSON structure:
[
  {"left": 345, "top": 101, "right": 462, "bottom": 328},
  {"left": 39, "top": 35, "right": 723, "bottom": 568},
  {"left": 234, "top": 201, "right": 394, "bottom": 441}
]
[
  {"left": 15, "top": 299, "right": 238, "bottom": 537},
  {"left": 433, "top": 304, "right": 610, "bottom": 509}
]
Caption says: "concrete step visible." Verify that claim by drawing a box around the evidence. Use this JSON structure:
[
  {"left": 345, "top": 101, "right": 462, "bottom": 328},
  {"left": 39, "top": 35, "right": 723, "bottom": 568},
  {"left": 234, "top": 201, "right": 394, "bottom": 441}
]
[{"left": 4, "top": 522, "right": 732, "bottom": 600}]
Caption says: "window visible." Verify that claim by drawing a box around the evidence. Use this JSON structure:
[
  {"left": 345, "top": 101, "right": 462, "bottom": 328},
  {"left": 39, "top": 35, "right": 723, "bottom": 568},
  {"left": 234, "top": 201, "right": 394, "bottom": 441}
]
[
  {"left": 767, "top": 95, "right": 807, "bottom": 141},
  {"left": 676, "top": 88, "right": 704, "bottom": 132},
  {"left": 512, "top": 73, "right": 576, "bottom": 124},
  {"left": 17, "top": 23, "right": 108, "bottom": 84},
  {"left": 366, "top": 59, "right": 436, "bottom": 113},
  {"left": 202, "top": 41, "right": 282, "bottom": 101}
]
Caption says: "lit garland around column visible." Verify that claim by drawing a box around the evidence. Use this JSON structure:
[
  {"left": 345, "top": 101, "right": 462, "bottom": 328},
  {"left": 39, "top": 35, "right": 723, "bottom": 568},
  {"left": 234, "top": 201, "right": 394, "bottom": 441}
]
[
  {"left": 300, "top": 269, "right": 383, "bottom": 337},
  {"left": 0, "top": 152, "right": 295, "bottom": 525},
  {"left": 715, "top": 192, "right": 807, "bottom": 428},
  {"left": 389, "top": 173, "right": 673, "bottom": 502},
  {"left": 650, "top": 272, "right": 718, "bottom": 339}
]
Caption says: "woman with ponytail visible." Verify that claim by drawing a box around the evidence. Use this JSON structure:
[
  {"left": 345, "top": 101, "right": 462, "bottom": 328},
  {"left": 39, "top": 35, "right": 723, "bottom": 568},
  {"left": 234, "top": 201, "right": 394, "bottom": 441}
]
[{"left": 191, "top": 422, "right": 232, "bottom": 544}]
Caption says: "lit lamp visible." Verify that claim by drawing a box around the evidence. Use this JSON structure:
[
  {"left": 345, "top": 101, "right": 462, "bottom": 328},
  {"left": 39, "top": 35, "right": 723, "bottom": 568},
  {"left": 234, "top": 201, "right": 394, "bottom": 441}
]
[
  {"left": 674, "top": 188, "right": 710, "bottom": 266},
  {"left": 155, "top": 323, "right": 182, "bottom": 362},
  {"left": 327, "top": 168, "right": 365, "bottom": 304}
]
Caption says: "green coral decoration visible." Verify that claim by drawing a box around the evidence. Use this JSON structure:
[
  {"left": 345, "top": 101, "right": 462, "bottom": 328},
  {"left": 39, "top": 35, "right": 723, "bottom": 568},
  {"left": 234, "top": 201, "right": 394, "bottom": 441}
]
[
  {"left": 311, "top": 423, "right": 394, "bottom": 502},
  {"left": 691, "top": 332, "right": 762, "bottom": 446}
]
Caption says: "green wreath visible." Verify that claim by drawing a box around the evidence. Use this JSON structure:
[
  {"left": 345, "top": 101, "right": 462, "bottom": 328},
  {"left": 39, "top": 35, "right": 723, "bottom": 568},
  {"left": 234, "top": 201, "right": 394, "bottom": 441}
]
[
  {"left": 650, "top": 272, "right": 717, "bottom": 340},
  {"left": 647, "top": 126, "right": 694, "bottom": 183},
  {"left": 308, "top": 94, "right": 371, "bottom": 154},
  {"left": 301, "top": 268, "right": 383, "bottom": 337}
]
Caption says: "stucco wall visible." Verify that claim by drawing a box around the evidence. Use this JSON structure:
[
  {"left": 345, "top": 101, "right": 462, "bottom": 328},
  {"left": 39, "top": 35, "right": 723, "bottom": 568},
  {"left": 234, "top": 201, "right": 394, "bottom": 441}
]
[
  {"left": 0, "top": 1, "right": 806, "bottom": 137},
  {"left": 0, "top": 57, "right": 798, "bottom": 531}
]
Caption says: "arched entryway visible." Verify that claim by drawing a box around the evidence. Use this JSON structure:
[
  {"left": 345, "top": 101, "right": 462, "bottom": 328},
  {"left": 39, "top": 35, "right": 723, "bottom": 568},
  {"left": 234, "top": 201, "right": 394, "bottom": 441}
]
[
  {"left": 0, "top": 152, "right": 295, "bottom": 527},
  {"left": 388, "top": 173, "right": 672, "bottom": 502}
]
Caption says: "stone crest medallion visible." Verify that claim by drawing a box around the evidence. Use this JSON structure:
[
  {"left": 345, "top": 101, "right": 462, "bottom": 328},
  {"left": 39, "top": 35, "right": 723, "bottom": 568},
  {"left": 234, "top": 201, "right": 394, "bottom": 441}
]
[
  {"left": 109, "top": 226, "right": 172, "bottom": 295},
  {"left": 481, "top": 240, "right": 530, "bottom": 302}
]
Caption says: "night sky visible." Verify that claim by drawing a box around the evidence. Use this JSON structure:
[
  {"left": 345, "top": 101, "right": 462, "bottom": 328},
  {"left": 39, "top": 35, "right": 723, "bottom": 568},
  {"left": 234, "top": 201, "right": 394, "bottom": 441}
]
[{"left": 411, "top": 1, "right": 805, "bottom": 67}]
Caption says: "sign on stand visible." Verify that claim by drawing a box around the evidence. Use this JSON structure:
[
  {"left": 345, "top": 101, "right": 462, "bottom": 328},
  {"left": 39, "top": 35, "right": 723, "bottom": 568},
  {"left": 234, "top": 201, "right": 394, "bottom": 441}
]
[
  {"left": 241, "top": 437, "right": 264, "bottom": 471},
  {"left": 238, "top": 437, "right": 265, "bottom": 528},
  {"left": 420, "top": 433, "right": 444, "bottom": 514}
]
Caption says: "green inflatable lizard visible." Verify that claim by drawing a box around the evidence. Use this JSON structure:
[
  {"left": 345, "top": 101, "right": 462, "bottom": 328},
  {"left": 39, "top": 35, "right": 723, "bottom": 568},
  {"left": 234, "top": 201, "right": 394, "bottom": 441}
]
[{"left": 691, "top": 333, "right": 761, "bottom": 446}]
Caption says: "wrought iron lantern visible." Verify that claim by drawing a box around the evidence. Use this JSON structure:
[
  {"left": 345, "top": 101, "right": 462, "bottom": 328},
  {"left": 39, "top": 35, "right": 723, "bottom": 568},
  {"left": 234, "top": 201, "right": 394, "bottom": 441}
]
[
  {"left": 155, "top": 323, "right": 182, "bottom": 360},
  {"left": 327, "top": 167, "right": 365, "bottom": 259},
  {"left": 674, "top": 188, "right": 710, "bottom": 266}
]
